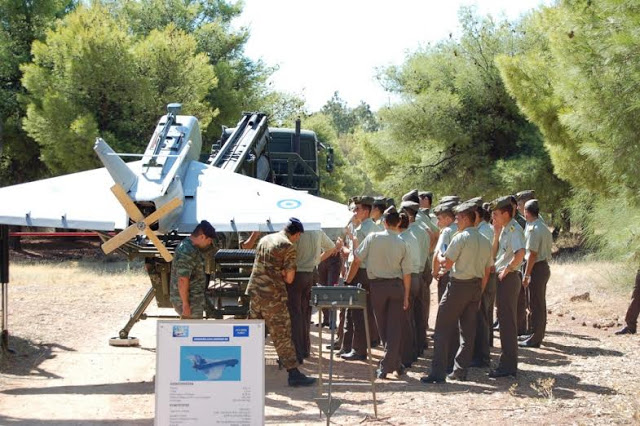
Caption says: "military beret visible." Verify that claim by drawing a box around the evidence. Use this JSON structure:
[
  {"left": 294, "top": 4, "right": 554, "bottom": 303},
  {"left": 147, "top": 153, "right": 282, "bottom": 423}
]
[
  {"left": 383, "top": 205, "right": 398, "bottom": 216},
  {"left": 465, "top": 197, "right": 483, "bottom": 207},
  {"left": 353, "top": 195, "right": 374, "bottom": 206},
  {"left": 418, "top": 191, "right": 433, "bottom": 200},
  {"left": 454, "top": 202, "right": 477, "bottom": 215},
  {"left": 402, "top": 189, "right": 420, "bottom": 203},
  {"left": 524, "top": 199, "right": 540, "bottom": 215},
  {"left": 386, "top": 198, "right": 396, "bottom": 208},
  {"left": 285, "top": 217, "right": 304, "bottom": 234},
  {"left": 516, "top": 190, "right": 536, "bottom": 202},
  {"left": 440, "top": 195, "right": 460, "bottom": 204},
  {"left": 433, "top": 202, "right": 456, "bottom": 215},
  {"left": 491, "top": 196, "right": 512, "bottom": 210},
  {"left": 373, "top": 196, "right": 387, "bottom": 207},
  {"left": 400, "top": 200, "right": 420, "bottom": 212}
]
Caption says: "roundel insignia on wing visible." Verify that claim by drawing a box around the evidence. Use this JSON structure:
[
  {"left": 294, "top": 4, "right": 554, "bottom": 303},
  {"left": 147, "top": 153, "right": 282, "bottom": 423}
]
[{"left": 277, "top": 199, "right": 302, "bottom": 209}]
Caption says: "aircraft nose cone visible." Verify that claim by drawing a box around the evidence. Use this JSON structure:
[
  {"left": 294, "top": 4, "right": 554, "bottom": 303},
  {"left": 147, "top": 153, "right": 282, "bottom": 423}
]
[{"left": 136, "top": 222, "right": 146, "bottom": 231}]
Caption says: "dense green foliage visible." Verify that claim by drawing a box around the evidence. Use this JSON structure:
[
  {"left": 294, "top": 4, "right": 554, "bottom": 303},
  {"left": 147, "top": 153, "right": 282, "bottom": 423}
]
[
  {"left": 0, "top": 0, "right": 76, "bottom": 184},
  {"left": 22, "top": 4, "right": 216, "bottom": 174},
  {"left": 497, "top": 0, "right": 640, "bottom": 257},
  {"left": 5, "top": 0, "right": 274, "bottom": 178},
  {"left": 369, "top": 8, "right": 569, "bottom": 214}
]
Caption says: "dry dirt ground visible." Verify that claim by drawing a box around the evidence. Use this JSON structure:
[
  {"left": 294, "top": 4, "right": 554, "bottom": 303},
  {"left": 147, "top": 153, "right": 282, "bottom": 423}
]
[{"left": 0, "top": 241, "right": 639, "bottom": 425}]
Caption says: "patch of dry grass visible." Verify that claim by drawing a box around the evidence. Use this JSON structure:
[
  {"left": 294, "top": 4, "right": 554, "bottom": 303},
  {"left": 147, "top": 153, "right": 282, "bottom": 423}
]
[{"left": 9, "top": 259, "right": 147, "bottom": 288}]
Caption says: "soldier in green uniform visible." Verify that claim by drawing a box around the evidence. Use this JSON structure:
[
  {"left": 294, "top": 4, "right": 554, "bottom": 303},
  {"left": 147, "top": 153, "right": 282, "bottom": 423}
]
[
  {"left": 246, "top": 217, "right": 316, "bottom": 387},
  {"left": 490, "top": 196, "right": 525, "bottom": 378},
  {"left": 398, "top": 209, "right": 421, "bottom": 367},
  {"left": 519, "top": 199, "right": 553, "bottom": 348},
  {"left": 170, "top": 220, "right": 216, "bottom": 319},
  {"left": 470, "top": 197, "right": 497, "bottom": 368},
  {"left": 515, "top": 190, "right": 535, "bottom": 335},
  {"left": 400, "top": 200, "right": 431, "bottom": 357},
  {"left": 289, "top": 230, "right": 340, "bottom": 362},
  {"left": 432, "top": 200, "right": 459, "bottom": 303},
  {"left": 352, "top": 206, "right": 412, "bottom": 379},
  {"left": 342, "top": 196, "right": 381, "bottom": 360},
  {"left": 417, "top": 191, "right": 440, "bottom": 331},
  {"left": 421, "top": 202, "right": 492, "bottom": 383}
]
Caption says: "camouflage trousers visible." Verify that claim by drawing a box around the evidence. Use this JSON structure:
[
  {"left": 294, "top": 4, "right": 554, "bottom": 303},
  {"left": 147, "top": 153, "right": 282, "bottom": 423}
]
[
  {"left": 172, "top": 292, "right": 205, "bottom": 319},
  {"left": 249, "top": 292, "right": 298, "bottom": 370}
]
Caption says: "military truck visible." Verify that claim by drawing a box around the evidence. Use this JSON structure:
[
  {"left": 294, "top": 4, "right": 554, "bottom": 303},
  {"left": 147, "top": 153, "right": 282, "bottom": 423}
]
[{"left": 209, "top": 113, "right": 333, "bottom": 196}]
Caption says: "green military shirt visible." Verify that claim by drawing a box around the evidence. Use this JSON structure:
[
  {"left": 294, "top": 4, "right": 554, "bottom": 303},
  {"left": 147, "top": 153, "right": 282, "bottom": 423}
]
[
  {"left": 445, "top": 227, "right": 492, "bottom": 280},
  {"left": 477, "top": 220, "right": 494, "bottom": 243},
  {"left": 400, "top": 228, "right": 423, "bottom": 274},
  {"left": 295, "top": 230, "right": 334, "bottom": 272},
  {"left": 495, "top": 218, "right": 525, "bottom": 273},
  {"left": 525, "top": 217, "right": 553, "bottom": 263},
  {"left": 436, "top": 223, "right": 458, "bottom": 253},
  {"left": 246, "top": 230, "right": 297, "bottom": 299},
  {"left": 417, "top": 209, "right": 439, "bottom": 234},
  {"left": 355, "top": 218, "right": 379, "bottom": 269},
  {"left": 408, "top": 221, "right": 430, "bottom": 270},
  {"left": 356, "top": 229, "right": 412, "bottom": 279},
  {"left": 169, "top": 237, "right": 207, "bottom": 306}
]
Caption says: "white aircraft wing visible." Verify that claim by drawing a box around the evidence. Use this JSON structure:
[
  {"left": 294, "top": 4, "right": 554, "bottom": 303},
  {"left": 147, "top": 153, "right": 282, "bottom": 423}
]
[
  {"left": 0, "top": 160, "right": 352, "bottom": 232},
  {"left": 0, "top": 165, "right": 129, "bottom": 231},
  {"left": 179, "top": 161, "right": 352, "bottom": 232}
]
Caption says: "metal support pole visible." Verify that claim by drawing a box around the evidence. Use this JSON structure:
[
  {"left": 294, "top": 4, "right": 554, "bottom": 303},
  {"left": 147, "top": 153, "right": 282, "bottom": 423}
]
[{"left": 118, "top": 286, "right": 157, "bottom": 339}]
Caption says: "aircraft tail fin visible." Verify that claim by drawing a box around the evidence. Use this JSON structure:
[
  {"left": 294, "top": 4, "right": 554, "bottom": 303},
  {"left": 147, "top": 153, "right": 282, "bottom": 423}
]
[{"left": 94, "top": 138, "right": 137, "bottom": 192}]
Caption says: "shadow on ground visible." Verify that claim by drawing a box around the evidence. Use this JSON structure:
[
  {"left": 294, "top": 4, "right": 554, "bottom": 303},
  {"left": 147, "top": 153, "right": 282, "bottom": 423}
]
[
  {"left": 1, "top": 380, "right": 154, "bottom": 396},
  {"left": 0, "top": 335, "right": 75, "bottom": 379}
]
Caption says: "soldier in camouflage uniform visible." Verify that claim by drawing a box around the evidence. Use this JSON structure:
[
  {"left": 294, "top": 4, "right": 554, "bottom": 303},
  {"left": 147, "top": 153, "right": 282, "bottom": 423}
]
[
  {"left": 170, "top": 221, "right": 216, "bottom": 319},
  {"left": 246, "top": 217, "right": 316, "bottom": 387}
]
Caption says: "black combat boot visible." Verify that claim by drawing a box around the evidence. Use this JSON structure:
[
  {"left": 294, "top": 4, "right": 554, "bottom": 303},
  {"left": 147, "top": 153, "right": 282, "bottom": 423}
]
[{"left": 287, "top": 368, "right": 316, "bottom": 387}]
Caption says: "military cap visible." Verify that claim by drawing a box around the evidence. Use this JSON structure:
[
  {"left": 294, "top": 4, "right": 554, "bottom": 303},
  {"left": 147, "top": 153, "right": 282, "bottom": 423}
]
[
  {"left": 418, "top": 191, "right": 433, "bottom": 200},
  {"left": 516, "top": 190, "right": 536, "bottom": 202},
  {"left": 383, "top": 205, "right": 398, "bottom": 216},
  {"left": 373, "top": 196, "right": 387, "bottom": 207},
  {"left": 353, "top": 195, "right": 374, "bottom": 206},
  {"left": 465, "top": 197, "right": 483, "bottom": 207},
  {"left": 400, "top": 200, "right": 420, "bottom": 212},
  {"left": 402, "top": 189, "right": 420, "bottom": 203},
  {"left": 385, "top": 198, "right": 396, "bottom": 208},
  {"left": 491, "top": 196, "right": 512, "bottom": 210},
  {"left": 433, "top": 201, "right": 457, "bottom": 215},
  {"left": 524, "top": 198, "right": 540, "bottom": 215},
  {"left": 440, "top": 195, "right": 461, "bottom": 204},
  {"left": 285, "top": 217, "right": 304, "bottom": 234},
  {"left": 454, "top": 201, "right": 477, "bottom": 215}
]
